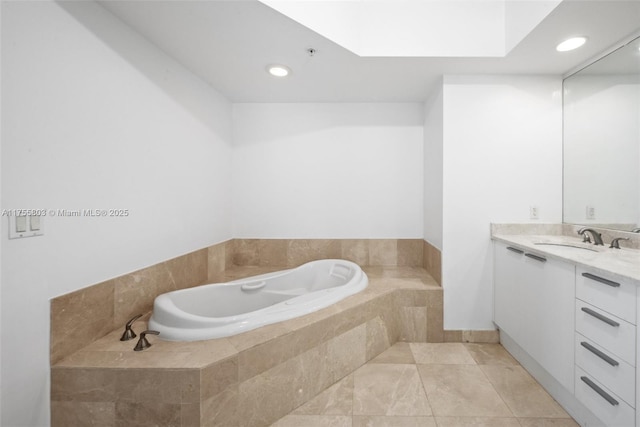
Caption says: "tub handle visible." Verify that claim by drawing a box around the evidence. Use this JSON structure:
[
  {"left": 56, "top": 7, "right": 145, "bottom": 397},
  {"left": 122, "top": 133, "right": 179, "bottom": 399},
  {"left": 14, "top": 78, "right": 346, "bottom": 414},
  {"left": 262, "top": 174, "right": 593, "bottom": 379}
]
[{"left": 241, "top": 281, "right": 267, "bottom": 291}]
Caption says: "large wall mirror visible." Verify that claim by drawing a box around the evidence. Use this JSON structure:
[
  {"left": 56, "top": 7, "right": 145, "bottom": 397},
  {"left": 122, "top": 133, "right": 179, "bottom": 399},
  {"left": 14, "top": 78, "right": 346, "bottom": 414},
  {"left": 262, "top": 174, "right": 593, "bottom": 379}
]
[{"left": 563, "top": 35, "right": 640, "bottom": 232}]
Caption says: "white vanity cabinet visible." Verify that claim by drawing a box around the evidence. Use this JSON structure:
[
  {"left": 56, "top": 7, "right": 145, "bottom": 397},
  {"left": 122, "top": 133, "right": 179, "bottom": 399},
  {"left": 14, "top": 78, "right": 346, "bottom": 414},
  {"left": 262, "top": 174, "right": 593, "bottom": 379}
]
[{"left": 494, "top": 241, "right": 576, "bottom": 391}]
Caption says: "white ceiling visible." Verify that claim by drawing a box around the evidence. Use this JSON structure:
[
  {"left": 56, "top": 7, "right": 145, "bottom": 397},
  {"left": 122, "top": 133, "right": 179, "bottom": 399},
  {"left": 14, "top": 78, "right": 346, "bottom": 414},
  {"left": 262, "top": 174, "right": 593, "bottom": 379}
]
[{"left": 97, "top": 0, "right": 640, "bottom": 102}]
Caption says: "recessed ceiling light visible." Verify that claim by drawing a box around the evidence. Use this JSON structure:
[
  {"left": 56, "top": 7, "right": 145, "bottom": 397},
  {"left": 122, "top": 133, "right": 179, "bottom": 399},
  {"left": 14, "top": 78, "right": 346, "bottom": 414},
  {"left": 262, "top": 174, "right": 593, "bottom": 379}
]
[
  {"left": 267, "top": 65, "right": 291, "bottom": 77},
  {"left": 556, "top": 37, "right": 587, "bottom": 52}
]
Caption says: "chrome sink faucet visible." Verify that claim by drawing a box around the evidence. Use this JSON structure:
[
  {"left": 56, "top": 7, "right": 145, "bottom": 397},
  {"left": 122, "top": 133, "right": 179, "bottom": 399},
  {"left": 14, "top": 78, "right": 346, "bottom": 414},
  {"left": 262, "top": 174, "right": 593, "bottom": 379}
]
[{"left": 578, "top": 228, "right": 604, "bottom": 246}]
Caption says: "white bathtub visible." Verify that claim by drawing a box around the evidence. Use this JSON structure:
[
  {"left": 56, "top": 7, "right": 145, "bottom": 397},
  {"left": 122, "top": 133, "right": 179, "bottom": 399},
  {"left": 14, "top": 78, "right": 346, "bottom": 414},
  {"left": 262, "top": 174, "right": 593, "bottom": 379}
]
[{"left": 148, "top": 259, "right": 368, "bottom": 341}]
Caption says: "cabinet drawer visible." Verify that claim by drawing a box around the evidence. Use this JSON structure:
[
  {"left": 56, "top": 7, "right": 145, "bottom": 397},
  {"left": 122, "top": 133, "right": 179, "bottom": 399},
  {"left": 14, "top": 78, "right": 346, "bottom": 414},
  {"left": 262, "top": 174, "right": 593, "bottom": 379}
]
[
  {"left": 575, "top": 300, "right": 636, "bottom": 366},
  {"left": 575, "top": 367, "right": 635, "bottom": 427},
  {"left": 577, "top": 267, "right": 636, "bottom": 324},
  {"left": 575, "top": 333, "right": 635, "bottom": 407}
]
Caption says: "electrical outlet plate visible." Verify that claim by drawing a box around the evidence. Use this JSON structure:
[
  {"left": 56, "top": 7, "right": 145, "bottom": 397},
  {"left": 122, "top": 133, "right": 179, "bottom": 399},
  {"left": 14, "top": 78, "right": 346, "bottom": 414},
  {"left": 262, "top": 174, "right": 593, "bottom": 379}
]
[
  {"left": 586, "top": 205, "right": 596, "bottom": 220},
  {"left": 529, "top": 206, "right": 539, "bottom": 220}
]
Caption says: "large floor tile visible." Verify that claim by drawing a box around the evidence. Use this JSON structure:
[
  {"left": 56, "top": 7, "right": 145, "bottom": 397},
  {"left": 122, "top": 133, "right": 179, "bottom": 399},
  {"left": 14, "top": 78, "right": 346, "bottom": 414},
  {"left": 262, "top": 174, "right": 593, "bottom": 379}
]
[
  {"left": 293, "top": 375, "right": 354, "bottom": 415},
  {"left": 517, "top": 418, "right": 580, "bottom": 427},
  {"left": 464, "top": 344, "right": 518, "bottom": 366},
  {"left": 270, "top": 415, "right": 352, "bottom": 427},
  {"left": 434, "top": 416, "right": 521, "bottom": 426},
  {"left": 410, "top": 343, "right": 476, "bottom": 365},
  {"left": 353, "top": 364, "right": 432, "bottom": 416},
  {"left": 480, "top": 365, "right": 570, "bottom": 418},
  {"left": 418, "top": 364, "right": 512, "bottom": 417},
  {"left": 352, "top": 415, "right": 436, "bottom": 427}
]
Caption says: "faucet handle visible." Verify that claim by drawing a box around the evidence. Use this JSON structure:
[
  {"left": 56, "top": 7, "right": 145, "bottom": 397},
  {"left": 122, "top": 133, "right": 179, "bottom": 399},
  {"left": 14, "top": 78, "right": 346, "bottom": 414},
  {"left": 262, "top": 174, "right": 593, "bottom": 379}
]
[
  {"left": 134, "top": 330, "right": 160, "bottom": 351},
  {"left": 577, "top": 228, "right": 591, "bottom": 243},
  {"left": 120, "top": 314, "right": 143, "bottom": 341},
  {"left": 610, "top": 237, "right": 630, "bottom": 249}
]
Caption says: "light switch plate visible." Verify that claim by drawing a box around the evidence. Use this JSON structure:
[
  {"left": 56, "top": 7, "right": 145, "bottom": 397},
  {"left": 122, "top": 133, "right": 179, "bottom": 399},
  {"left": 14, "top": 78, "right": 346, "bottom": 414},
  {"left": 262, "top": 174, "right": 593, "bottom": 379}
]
[{"left": 8, "top": 215, "right": 44, "bottom": 239}]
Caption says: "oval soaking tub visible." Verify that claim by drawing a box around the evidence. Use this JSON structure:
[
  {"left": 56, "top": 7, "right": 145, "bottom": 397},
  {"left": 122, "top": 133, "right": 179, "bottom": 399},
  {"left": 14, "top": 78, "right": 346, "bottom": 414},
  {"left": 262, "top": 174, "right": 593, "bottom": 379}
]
[{"left": 148, "top": 259, "right": 368, "bottom": 341}]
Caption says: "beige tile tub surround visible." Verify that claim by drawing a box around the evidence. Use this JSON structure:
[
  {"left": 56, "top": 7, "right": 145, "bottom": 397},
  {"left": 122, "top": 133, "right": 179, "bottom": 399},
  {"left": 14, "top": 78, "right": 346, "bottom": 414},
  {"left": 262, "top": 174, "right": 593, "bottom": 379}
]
[
  {"left": 50, "top": 239, "right": 427, "bottom": 364},
  {"left": 51, "top": 267, "right": 442, "bottom": 427},
  {"left": 50, "top": 246, "right": 212, "bottom": 365}
]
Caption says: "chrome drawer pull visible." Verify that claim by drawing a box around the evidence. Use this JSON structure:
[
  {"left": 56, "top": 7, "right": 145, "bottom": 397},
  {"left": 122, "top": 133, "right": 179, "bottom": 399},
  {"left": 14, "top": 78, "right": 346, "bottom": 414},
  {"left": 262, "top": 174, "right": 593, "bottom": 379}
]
[
  {"left": 580, "top": 341, "right": 619, "bottom": 367},
  {"left": 581, "top": 307, "right": 620, "bottom": 327},
  {"left": 581, "top": 376, "right": 619, "bottom": 406},
  {"left": 582, "top": 272, "right": 620, "bottom": 288},
  {"left": 506, "top": 246, "right": 524, "bottom": 254},
  {"left": 524, "top": 253, "right": 546, "bottom": 262}
]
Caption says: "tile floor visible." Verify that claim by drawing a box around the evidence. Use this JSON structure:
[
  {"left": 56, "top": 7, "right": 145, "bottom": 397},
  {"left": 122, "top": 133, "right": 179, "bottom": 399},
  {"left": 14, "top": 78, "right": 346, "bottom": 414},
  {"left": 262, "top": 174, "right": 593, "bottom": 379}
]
[{"left": 270, "top": 342, "right": 579, "bottom": 427}]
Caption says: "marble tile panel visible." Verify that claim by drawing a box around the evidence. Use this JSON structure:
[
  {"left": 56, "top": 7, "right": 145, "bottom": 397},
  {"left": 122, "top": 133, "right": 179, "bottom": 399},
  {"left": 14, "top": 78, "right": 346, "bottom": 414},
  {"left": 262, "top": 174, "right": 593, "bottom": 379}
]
[
  {"left": 201, "top": 356, "right": 238, "bottom": 401},
  {"left": 227, "top": 322, "right": 291, "bottom": 353},
  {"left": 231, "top": 239, "right": 260, "bottom": 266},
  {"left": 397, "top": 239, "right": 424, "bottom": 267},
  {"left": 293, "top": 375, "right": 354, "bottom": 415},
  {"left": 365, "top": 316, "right": 392, "bottom": 361},
  {"left": 341, "top": 240, "right": 370, "bottom": 265},
  {"left": 271, "top": 415, "right": 352, "bottom": 427},
  {"left": 233, "top": 239, "right": 288, "bottom": 266},
  {"left": 51, "top": 401, "right": 115, "bottom": 427},
  {"left": 434, "top": 417, "right": 522, "bottom": 427},
  {"left": 364, "top": 266, "right": 432, "bottom": 281},
  {"left": 115, "top": 401, "right": 181, "bottom": 427},
  {"left": 369, "top": 342, "right": 415, "bottom": 364},
  {"left": 325, "top": 324, "right": 367, "bottom": 384},
  {"left": 395, "top": 289, "right": 428, "bottom": 307},
  {"left": 353, "top": 364, "right": 432, "bottom": 416},
  {"left": 50, "top": 280, "right": 115, "bottom": 364},
  {"left": 287, "top": 239, "right": 342, "bottom": 266},
  {"left": 200, "top": 384, "right": 239, "bottom": 427},
  {"left": 352, "top": 416, "right": 436, "bottom": 427},
  {"left": 207, "top": 242, "right": 227, "bottom": 283},
  {"left": 236, "top": 330, "right": 300, "bottom": 382},
  {"left": 51, "top": 367, "right": 116, "bottom": 402},
  {"left": 165, "top": 248, "right": 208, "bottom": 291},
  {"left": 417, "top": 364, "right": 512, "bottom": 417},
  {"left": 410, "top": 343, "right": 476, "bottom": 365},
  {"left": 426, "top": 304, "right": 444, "bottom": 343},
  {"left": 462, "top": 330, "right": 500, "bottom": 344},
  {"left": 464, "top": 344, "right": 518, "bottom": 366},
  {"left": 422, "top": 240, "right": 442, "bottom": 285},
  {"left": 443, "top": 330, "right": 463, "bottom": 342},
  {"left": 517, "top": 419, "right": 580, "bottom": 427},
  {"left": 480, "top": 365, "right": 570, "bottom": 418},
  {"left": 114, "top": 368, "right": 199, "bottom": 404},
  {"left": 238, "top": 344, "right": 326, "bottom": 427},
  {"left": 180, "top": 402, "right": 200, "bottom": 426},
  {"left": 113, "top": 263, "right": 170, "bottom": 329},
  {"left": 426, "top": 288, "right": 443, "bottom": 308},
  {"left": 369, "top": 240, "right": 398, "bottom": 266},
  {"left": 399, "top": 307, "right": 427, "bottom": 342}
]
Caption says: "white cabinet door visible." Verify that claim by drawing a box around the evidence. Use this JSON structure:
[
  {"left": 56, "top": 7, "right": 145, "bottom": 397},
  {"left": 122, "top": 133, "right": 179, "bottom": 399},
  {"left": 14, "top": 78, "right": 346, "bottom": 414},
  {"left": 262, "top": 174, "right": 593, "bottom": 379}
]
[
  {"left": 494, "top": 241, "right": 576, "bottom": 392},
  {"left": 494, "top": 242, "right": 525, "bottom": 341}
]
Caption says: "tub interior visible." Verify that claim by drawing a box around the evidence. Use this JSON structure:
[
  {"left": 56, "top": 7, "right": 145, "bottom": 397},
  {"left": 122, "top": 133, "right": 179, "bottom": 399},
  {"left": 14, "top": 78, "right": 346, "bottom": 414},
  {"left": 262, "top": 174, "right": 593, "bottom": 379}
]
[{"left": 167, "top": 260, "right": 357, "bottom": 318}]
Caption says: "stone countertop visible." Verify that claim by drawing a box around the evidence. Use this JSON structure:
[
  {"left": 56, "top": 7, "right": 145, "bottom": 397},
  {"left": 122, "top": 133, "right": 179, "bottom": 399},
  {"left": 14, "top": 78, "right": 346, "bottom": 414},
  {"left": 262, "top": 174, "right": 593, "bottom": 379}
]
[{"left": 492, "top": 233, "right": 640, "bottom": 284}]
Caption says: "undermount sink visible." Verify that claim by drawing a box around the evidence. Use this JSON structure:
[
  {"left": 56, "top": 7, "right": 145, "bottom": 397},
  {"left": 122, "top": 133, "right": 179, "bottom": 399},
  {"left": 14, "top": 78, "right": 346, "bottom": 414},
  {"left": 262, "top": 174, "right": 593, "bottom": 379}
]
[{"left": 533, "top": 242, "right": 599, "bottom": 252}]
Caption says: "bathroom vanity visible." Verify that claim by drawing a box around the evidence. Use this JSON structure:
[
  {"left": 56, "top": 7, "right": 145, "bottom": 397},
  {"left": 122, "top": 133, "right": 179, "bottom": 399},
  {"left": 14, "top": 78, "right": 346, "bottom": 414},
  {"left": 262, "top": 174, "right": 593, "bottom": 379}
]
[{"left": 492, "top": 228, "right": 640, "bottom": 427}]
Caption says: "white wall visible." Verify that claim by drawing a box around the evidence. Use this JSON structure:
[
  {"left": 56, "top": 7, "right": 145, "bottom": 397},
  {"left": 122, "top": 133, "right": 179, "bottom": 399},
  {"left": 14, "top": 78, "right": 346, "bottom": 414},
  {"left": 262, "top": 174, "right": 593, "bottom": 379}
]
[
  {"left": 232, "top": 103, "right": 424, "bottom": 238},
  {"left": 441, "top": 75, "right": 563, "bottom": 330},
  {"left": 1, "top": 2, "right": 233, "bottom": 425},
  {"left": 423, "top": 84, "right": 444, "bottom": 249}
]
